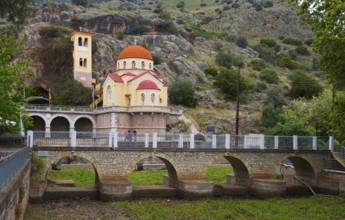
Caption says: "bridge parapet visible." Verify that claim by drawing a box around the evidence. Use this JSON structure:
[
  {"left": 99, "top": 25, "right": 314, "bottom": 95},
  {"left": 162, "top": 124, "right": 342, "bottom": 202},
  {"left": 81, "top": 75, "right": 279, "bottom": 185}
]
[{"left": 27, "top": 131, "right": 334, "bottom": 152}]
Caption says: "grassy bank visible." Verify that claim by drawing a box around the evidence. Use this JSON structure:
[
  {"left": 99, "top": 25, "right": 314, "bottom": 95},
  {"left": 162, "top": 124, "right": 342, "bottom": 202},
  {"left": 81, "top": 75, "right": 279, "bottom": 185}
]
[
  {"left": 112, "top": 196, "right": 345, "bottom": 220},
  {"left": 48, "top": 166, "right": 233, "bottom": 186}
]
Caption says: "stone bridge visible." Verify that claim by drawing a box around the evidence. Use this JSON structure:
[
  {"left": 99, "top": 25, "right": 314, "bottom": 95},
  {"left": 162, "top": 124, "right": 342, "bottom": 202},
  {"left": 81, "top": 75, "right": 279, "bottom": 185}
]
[{"left": 30, "top": 146, "right": 344, "bottom": 201}]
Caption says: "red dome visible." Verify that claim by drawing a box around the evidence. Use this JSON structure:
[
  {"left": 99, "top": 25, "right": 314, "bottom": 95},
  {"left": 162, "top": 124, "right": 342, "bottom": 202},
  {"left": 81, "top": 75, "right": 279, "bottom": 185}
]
[
  {"left": 137, "top": 80, "right": 160, "bottom": 90},
  {"left": 117, "top": 45, "right": 153, "bottom": 60}
]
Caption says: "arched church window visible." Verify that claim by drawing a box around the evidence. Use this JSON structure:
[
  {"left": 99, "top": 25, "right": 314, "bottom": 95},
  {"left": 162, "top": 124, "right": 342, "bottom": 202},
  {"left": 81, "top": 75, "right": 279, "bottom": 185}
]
[
  {"left": 149, "top": 63, "right": 152, "bottom": 69},
  {"left": 123, "top": 61, "right": 126, "bottom": 69},
  {"left": 79, "top": 58, "right": 83, "bottom": 67},
  {"left": 151, "top": 93, "right": 155, "bottom": 105},
  {"left": 132, "top": 61, "right": 136, "bottom": 69},
  {"left": 141, "top": 61, "right": 145, "bottom": 69},
  {"left": 84, "top": 59, "right": 87, "bottom": 67},
  {"left": 78, "top": 37, "right": 82, "bottom": 46},
  {"left": 107, "top": 85, "right": 112, "bottom": 100},
  {"left": 140, "top": 93, "right": 145, "bottom": 105},
  {"left": 84, "top": 38, "right": 88, "bottom": 47}
]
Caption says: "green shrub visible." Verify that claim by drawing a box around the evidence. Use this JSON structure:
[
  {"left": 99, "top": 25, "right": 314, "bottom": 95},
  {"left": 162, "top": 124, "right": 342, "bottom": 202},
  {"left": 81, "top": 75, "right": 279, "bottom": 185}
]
[
  {"left": 263, "top": 0, "right": 273, "bottom": 8},
  {"left": 134, "top": 25, "right": 147, "bottom": 35},
  {"left": 254, "top": 81, "right": 268, "bottom": 92},
  {"left": 117, "top": 32, "right": 125, "bottom": 40},
  {"left": 254, "top": 3, "right": 262, "bottom": 11},
  {"left": 213, "top": 67, "right": 249, "bottom": 101},
  {"left": 151, "top": 52, "right": 163, "bottom": 64},
  {"left": 168, "top": 80, "right": 197, "bottom": 107},
  {"left": 261, "top": 106, "right": 283, "bottom": 129},
  {"left": 249, "top": 59, "right": 266, "bottom": 71},
  {"left": 259, "top": 69, "right": 279, "bottom": 84},
  {"left": 264, "top": 86, "right": 287, "bottom": 108},
  {"left": 59, "top": 3, "right": 69, "bottom": 11},
  {"left": 223, "top": 5, "right": 231, "bottom": 10},
  {"left": 176, "top": 1, "right": 185, "bottom": 8},
  {"left": 231, "top": 3, "right": 240, "bottom": 8},
  {"left": 236, "top": 36, "right": 248, "bottom": 48},
  {"left": 204, "top": 66, "right": 218, "bottom": 77},
  {"left": 276, "top": 54, "right": 302, "bottom": 69},
  {"left": 295, "top": 45, "right": 310, "bottom": 55},
  {"left": 72, "top": 0, "right": 88, "bottom": 6},
  {"left": 224, "top": 34, "right": 237, "bottom": 43},
  {"left": 158, "top": 10, "right": 171, "bottom": 20},
  {"left": 304, "top": 39, "right": 314, "bottom": 46},
  {"left": 289, "top": 72, "right": 323, "bottom": 99},
  {"left": 260, "top": 38, "right": 276, "bottom": 47},
  {"left": 282, "top": 37, "right": 302, "bottom": 45},
  {"left": 251, "top": 44, "right": 275, "bottom": 64},
  {"left": 156, "top": 23, "right": 178, "bottom": 34},
  {"left": 215, "top": 51, "right": 234, "bottom": 68},
  {"left": 288, "top": 50, "right": 298, "bottom": 60}
]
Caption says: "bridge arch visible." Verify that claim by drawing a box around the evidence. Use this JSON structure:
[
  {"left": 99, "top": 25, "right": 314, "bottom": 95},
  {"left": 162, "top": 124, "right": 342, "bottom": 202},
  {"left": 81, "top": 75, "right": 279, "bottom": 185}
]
[
  {"left": 223, "top": 155, "right": 250, "bottom": 179},
  {"left": 45, "top": 152, "right": 102, "bottom": 183},
  {"left": 27, "top": 113, "right": 48, "bottom": 131},
  {"left": 280, "top": 155, "right": 315, "bottom": 177},
  {"left": 127, "top": 153, "right": 181, "bottom": 187},
  {"left": 49, "top": 114, "right": 73, "bottom": 132},
  {"left": 73, "top": 115, "right": 96, "bottom": 132}
]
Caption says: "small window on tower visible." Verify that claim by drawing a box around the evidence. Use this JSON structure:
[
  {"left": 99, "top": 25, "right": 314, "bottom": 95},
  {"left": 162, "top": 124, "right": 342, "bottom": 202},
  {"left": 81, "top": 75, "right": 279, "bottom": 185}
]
[
  {"left": 149, "top": 63, "right": 152, "bottom": 69},
  {"left": 78, "top": 37, "right": 82, "bottom": 46},
  {"left": 141, "top": 61, "right": 145, "bottom": 69},
  {"left": 123, "top": 61, "right": 126, "bottom": 69},
  {"left": 84, "top": 59, "right": 87, "bottom": 68},
  {"left": 84, "top": 38, "right": 88, "bottom": 47},
  {"left": 79, "top": 58, "right": 83, "bottom": 67},
  {"left": 132, "top": 61, "right": 136, "bottom": 69}
]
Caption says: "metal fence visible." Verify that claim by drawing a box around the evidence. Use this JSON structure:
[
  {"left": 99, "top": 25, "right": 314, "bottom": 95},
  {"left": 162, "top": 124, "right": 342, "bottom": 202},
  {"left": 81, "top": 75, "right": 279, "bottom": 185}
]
[
  {"left": 0, "top": 146, "right": 30, "bottom": 188},
  {"left": 27, "top": 131, "right": 334, "bottom": 151}
]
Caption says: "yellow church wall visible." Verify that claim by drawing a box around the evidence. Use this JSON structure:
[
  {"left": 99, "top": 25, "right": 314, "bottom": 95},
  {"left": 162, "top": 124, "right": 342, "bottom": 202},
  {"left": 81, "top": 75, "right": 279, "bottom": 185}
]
[
  {"left": 117, "top": 58, "right": 153, "bottom": 72},
  {"left": 102, "top": 77, "right": 126, "bottom": 107},
  {"left": 128, "top": 74, "right": 167, "bottom": 107}
]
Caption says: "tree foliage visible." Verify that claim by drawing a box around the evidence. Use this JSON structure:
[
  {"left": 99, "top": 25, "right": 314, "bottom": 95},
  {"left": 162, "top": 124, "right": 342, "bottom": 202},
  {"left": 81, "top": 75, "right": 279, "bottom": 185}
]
[
  {"left": 289, "top": 71, "right": 323, "bottom": 99},
  {"left": 0, "top": 33, "right": 32, "bottom": 134},
  {"left": 37, "top": 25, "right": 92, "bottom": 106},
  {"left": 0, "top": 0, "right": 34, "bottom": 25},
  {"left": 168, "top": 80, "right": 197, "bottom": 107},
  {"left": 290, "top": 0, "right": 345, "bottom": 90},
  {"left": 215, "top": 51, "right": 234, "bottom": 69},
  {"left": 264, "top": 91, "right": 333, "bottom": 136},
  {"left": 213, "top": 67, "right": 249, "bottom": 101}
]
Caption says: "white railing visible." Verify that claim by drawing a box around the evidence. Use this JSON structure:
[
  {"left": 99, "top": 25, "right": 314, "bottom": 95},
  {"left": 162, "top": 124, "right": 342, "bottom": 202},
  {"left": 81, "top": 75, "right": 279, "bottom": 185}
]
[
  {"left": 27, "top": 131, "right": 334, "bottom": 151},
  {"left": 24, "top": 104, "right": 182, "bottom": 115}
]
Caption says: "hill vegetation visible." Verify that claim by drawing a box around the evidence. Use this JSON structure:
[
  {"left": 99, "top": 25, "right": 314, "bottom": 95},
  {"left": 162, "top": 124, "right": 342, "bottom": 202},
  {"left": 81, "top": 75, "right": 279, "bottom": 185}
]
[{"left": 9, "top": 0, "right": 342, "bottom": 140}]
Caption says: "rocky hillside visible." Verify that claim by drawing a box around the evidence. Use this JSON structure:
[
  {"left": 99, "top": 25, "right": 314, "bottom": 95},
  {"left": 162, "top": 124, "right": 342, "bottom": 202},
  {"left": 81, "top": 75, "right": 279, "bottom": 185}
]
[{"left": 23, "top": 0, "right": 325, "bottom": 134}]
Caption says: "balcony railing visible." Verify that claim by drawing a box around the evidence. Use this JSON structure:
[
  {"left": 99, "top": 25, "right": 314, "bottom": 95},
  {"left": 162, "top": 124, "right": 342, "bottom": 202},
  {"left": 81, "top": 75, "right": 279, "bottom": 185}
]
[
  {"left": 27, "top": 131, "right": 334, "bottom": 151},
  {"left": 24, "top": 104, "right": 182, "bottom": 115}
]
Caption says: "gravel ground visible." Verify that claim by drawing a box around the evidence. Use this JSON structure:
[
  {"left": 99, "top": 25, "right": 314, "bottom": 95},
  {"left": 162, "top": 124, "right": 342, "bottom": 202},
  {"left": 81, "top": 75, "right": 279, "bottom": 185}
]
[{"left": 24, "top": 200, "right": 131, "bottom": 220}]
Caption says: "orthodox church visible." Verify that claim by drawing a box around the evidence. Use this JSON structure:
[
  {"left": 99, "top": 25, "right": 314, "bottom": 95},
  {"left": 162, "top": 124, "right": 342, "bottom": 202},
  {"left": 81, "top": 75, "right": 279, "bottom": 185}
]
[{"left": 68, "top": 31, "right": 180, "bottom": 134}]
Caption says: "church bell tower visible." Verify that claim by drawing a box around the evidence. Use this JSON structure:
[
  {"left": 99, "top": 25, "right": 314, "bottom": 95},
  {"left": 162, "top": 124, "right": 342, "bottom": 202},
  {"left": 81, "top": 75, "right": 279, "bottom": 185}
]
[{"left": 71, "top": 30, "right": 93, "bottom": 88}]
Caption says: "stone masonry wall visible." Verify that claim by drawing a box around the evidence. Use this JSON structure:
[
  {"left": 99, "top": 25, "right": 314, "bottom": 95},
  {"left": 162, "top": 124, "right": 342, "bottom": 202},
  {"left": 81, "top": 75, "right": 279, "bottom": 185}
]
[{"left": 0, "top": 159, "right": 31, "bottom": 220}]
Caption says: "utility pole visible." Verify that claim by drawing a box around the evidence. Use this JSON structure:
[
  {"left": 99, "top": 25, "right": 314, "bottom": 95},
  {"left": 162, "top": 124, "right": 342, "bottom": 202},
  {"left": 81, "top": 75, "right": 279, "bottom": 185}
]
[{"left": 235, "top": 66, "right": 240, "bottom": 135}]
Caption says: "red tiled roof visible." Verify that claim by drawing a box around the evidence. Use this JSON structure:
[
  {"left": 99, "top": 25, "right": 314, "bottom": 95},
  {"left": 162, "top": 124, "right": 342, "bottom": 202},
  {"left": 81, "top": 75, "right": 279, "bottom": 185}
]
[
  {"left": 108, "top": 73, "right": 124, "bottom": 83},
  {"left": 120, "top": 72, "right": 136, "bottom": 77},
  {"left": 137, "top": 80, "right": 160, "bottom": 91},
  {"left": 128, "top": 71, "right": 168, "bottom": 87},
  {"left": 117, "top": 45, "right": 153, "bottom": 60}
]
